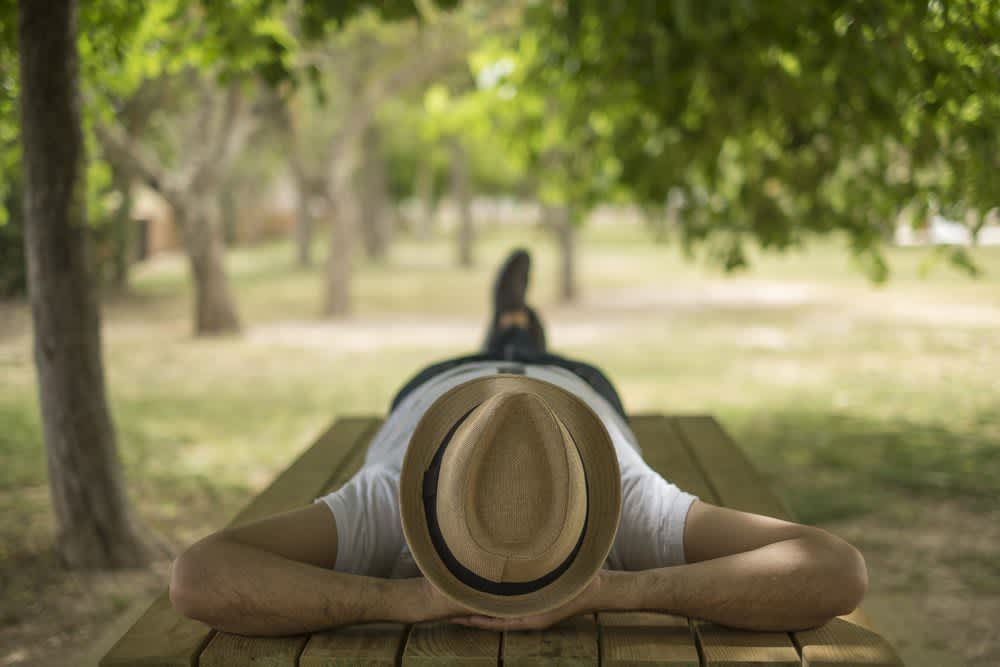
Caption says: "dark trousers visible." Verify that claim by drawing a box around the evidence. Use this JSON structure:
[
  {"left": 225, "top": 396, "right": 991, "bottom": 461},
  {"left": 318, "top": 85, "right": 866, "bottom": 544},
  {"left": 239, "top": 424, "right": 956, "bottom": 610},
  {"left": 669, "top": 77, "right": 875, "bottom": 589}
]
[{"left": 390, "top": 316, "right": 627, "bottom": 419}]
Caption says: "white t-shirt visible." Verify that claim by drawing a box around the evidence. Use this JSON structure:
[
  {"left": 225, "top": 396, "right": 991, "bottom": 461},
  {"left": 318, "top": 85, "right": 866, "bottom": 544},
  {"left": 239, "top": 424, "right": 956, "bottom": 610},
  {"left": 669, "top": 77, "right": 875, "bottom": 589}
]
[{"left": 316, "top": 361, "right": 698, "bottom": 578}]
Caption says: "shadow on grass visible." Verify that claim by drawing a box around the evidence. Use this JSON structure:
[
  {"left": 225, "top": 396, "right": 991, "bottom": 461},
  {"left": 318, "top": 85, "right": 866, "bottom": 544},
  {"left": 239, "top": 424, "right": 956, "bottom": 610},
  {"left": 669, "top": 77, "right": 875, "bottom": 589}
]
[{"left": 726, "top": 407, "right": 1000, "bottom": 524}]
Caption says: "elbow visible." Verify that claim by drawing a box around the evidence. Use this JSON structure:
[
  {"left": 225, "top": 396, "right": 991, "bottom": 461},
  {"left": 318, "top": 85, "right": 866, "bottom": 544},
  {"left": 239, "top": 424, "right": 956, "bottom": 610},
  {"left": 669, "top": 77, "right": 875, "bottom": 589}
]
[
  {"left": 169, "top": 539, "right": 225, "bottom": 627},
  {"left": 833, "top": 540, "right": 869, "bottom": 615},
  {"left": 811, "top": 531, "right": 869, "bottom": 623}
]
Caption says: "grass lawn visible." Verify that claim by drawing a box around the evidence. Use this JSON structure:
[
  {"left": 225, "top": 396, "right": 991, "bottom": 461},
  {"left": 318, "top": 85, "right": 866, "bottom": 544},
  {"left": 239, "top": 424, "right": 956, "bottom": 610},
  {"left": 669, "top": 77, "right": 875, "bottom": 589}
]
[{"left": 1, "top": 221, "right": 998, "bottom": 665}]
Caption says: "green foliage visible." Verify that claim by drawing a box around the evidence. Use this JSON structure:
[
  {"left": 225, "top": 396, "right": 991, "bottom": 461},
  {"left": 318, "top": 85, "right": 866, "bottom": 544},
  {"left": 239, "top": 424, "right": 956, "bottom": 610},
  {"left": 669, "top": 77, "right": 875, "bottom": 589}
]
[
  {"left": 300, "top": 0, "right": 460, "bottom": 40},
  {"left": 1, "top": 0, "right": 461, "bottom": 294},
  {"left": 524, "top": 0, "right": 1000, "bottom": 277}
]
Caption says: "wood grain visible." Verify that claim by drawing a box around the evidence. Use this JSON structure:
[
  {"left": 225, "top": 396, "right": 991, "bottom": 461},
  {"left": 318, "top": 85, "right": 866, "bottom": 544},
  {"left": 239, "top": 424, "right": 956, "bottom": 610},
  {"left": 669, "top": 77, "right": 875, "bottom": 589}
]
[
  {"left": 98, "top": 591, "right": 213, "bottom": 667},
  {"left": 502, "top": 613, "right": 598, "bottom": 666},
  {"left": 671, "top": 416, "right": 788, "bottom": 518},
  {"left": 629, "top": 414, "right": 719, "bottom": 502},
  {"left": 100, "top": 417, "right": 379, "bottom": 666},
  {"left": 401, "top": 621, "right": 499, "bottom": 666},
  {"left": 599, "top": 612, "right": 701, "bottom": 666},
  {"left": 795, "top": 617, "right": 903, "bottom": 666},
  {"left": 695, "top": 621, "right": 800, "bottom": 666},
  {"left": 300, "top": 623, "right": 408, "bottom": 667},
  {"left": 199, "top": 634, "right": 309, "bottom": 667}
]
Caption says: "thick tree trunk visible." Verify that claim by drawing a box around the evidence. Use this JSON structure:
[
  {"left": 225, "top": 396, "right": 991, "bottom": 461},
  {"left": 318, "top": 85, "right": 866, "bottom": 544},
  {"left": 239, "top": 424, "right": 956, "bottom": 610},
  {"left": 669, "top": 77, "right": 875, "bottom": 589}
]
[
  {"left": 324, "top": 155, "right": 358, "bottom": 317},
  {"left": 414, "top": 158, "right": 436, "bottom": 241},
  {"left": 359, "top": 125, "right": 391, "bottom": 261},
  {"left": 176, "top": 197, "right": 242, "bottom": 335},
  {"left": 449, "top": 138, "right": 474, "bottom": 268},
  {"left": 18, "top": 0, "right": 158, "bottom": 569}
]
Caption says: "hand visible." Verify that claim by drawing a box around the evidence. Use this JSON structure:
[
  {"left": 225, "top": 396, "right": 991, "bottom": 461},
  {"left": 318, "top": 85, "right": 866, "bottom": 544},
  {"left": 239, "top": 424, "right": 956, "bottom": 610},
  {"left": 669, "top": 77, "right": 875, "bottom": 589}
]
[
  {"left": 450, "top": 570, "right": 606, "bottom": 631},
  {"left": 404, "top": 577, "right": 477, "bottom": 624}
]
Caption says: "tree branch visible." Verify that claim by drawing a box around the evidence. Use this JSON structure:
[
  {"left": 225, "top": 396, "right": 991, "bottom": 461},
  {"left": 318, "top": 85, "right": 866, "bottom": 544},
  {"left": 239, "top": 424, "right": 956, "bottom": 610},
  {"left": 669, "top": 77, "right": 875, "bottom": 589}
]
[
  {"left": 94, "top": 122, "right": 179, "bottom": 205},
  {"left": 179, "top": 83, "right": 258, "bottom": 192}
]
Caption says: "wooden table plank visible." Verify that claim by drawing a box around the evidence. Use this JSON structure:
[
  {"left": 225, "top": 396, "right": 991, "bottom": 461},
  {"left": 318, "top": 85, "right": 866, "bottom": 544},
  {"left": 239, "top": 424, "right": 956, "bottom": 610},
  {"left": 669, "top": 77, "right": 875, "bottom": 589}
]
[
  {"left": 673, "top": 416, "right": 903, "bottom": 667},
  {"left": 199, "top": 634, "right": 310, "bottom": 667},
  {"left": 96, "top": 591, "right": 214, "bottom": 667},
  {"left": 794, "top": 618, "right": 903, "bottom": 667},
  {"left": 300, "top": 623, "right": 409, "bottom": 667},
  {"left": 695, "top": 622, "right": 800, "bottom": 667},
  {"left": 671, "top": 416, "right": 789, "bottom": 519},
  {"left": 598, "top": 612, "right": 700, "bottom": 666},
  {"left": 100, "top": 417, "right": 380, "bottom": 667},
  {"left": 401, "top": 622, "right": 500, "bottom": 666},
  {"left": 629, "top": 414, "right": 718, "bottom": 501},
  {"left": 316, "top": 421, "right": 378, "bottom": 496},
  {"left": 502, "top": 613, "right": 598, "bottom": 666}
]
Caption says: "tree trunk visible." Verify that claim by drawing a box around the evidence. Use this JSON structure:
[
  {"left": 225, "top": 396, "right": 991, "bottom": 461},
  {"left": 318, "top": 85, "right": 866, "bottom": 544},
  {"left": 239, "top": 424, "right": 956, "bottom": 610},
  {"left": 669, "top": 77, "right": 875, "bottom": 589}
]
[
  {"left": 176, "top": 197, "right": 242, "bottom": 335},
  {"left": 324, "top": 155, "right": 358, "bottom": 317},
  {"left": 557, "top": 215, "right": 577, "bottom": 303},
  {"left": 286, "top": 123, "right": 314, "bottom": 268},
  {"left": 450, "top": 138, "right": 474, "bottom": 268},
  {"left": 219, "top": 182, "right": 237, "bottom": 246},
  {"left": 414, "top": 157, "right": 436, "bottom": 241},
  {"left": 546, "top": 205, "right": 578, "bottom": 303},
  {"left": 109, "top": 165, "right": 133, "bottom": 291},
  {"left": 293, "top": 174, "right": 313, "bottom": 267},
  {"left": 17, "top": 0, "right": 159, "bottom": 569},
  {"left": 359, "top": 125, "right": 391, "bottom": 261}
]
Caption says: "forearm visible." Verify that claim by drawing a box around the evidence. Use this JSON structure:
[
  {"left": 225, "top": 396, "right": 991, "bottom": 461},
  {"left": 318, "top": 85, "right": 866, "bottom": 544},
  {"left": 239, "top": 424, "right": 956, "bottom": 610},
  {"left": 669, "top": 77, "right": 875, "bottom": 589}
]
[
  {"left": 596, "top": 536, "right": 867, "bottom": 631},
  {"left": 170, "top": 537, "right": 428, "bottom": 635}
]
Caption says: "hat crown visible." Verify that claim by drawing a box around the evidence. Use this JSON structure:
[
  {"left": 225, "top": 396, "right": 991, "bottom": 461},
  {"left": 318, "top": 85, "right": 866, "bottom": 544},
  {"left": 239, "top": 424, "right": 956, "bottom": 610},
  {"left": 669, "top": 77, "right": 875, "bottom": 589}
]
[{"left": 436, "top": 391, "right": 587, "bottom": 583}]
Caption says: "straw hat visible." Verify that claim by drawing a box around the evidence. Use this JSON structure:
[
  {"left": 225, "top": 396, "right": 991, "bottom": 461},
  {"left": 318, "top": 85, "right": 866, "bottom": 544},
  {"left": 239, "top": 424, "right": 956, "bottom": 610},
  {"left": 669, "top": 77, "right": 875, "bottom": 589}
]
[{"left": 400, "top": 374, "right": 621, "bottom": 617}]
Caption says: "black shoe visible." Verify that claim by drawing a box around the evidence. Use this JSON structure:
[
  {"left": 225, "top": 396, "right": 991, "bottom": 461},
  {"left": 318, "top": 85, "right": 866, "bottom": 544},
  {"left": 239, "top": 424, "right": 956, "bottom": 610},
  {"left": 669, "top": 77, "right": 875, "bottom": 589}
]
[{"left": 493, "top": 248, "right": 531, "bottom": 314}]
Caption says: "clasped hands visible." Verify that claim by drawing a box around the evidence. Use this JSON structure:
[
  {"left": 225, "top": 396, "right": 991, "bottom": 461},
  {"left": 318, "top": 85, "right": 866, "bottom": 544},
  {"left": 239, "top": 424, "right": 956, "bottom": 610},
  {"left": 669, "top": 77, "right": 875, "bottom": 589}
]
[{"left": 414, "top": 568, "right": 608, "bottom": 631}]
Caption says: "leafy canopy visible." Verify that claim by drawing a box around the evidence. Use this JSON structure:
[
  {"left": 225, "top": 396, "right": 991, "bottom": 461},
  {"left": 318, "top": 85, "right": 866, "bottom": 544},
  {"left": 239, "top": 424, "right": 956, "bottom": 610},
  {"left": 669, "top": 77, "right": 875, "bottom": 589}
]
[{"left": 524, "top": 0, "right": 1000, "bottom": 277}]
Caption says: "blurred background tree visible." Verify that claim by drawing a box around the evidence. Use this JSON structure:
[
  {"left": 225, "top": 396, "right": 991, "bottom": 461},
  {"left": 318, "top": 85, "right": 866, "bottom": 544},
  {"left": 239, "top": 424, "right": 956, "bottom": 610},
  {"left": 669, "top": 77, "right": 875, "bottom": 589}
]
[{"left": 3, "top": 0, "right": 461, "bottom": 570}]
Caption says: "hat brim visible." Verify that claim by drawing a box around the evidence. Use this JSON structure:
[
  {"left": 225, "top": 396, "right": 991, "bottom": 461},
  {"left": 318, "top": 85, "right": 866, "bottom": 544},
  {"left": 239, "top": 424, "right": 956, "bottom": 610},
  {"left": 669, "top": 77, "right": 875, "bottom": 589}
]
[{"left": 400, "top": 374, "right": 622, "bottom": 618}]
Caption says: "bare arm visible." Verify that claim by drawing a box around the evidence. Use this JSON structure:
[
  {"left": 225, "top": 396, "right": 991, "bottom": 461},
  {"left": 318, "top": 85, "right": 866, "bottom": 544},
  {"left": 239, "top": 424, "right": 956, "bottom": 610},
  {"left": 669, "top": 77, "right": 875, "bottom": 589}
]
[
  {"left": 457, "top": 501, "right": 868, "bottom": 632},
  {"left": 169, "top": 504, "right": 463, "bottom": 635},
  {"left": 601, "top": 501, "right": 867, "bottom": 630}
]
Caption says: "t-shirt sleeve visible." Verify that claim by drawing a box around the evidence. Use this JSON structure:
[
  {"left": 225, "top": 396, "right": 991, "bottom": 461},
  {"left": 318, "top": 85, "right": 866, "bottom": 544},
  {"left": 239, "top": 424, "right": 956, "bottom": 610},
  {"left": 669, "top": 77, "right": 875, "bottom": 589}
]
[
  {"left": 314, "top": 464, "right": 403, "bottom": 578},
  {"left": 608, "top": 466, "right": 698, "bottom": 571}
]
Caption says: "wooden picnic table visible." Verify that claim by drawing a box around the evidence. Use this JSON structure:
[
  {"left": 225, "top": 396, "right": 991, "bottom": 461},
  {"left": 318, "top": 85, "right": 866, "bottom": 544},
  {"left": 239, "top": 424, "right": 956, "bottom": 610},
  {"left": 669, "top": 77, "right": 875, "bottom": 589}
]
[{"left": 101, "top": 415, "right": 903, "bottom": 666}]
